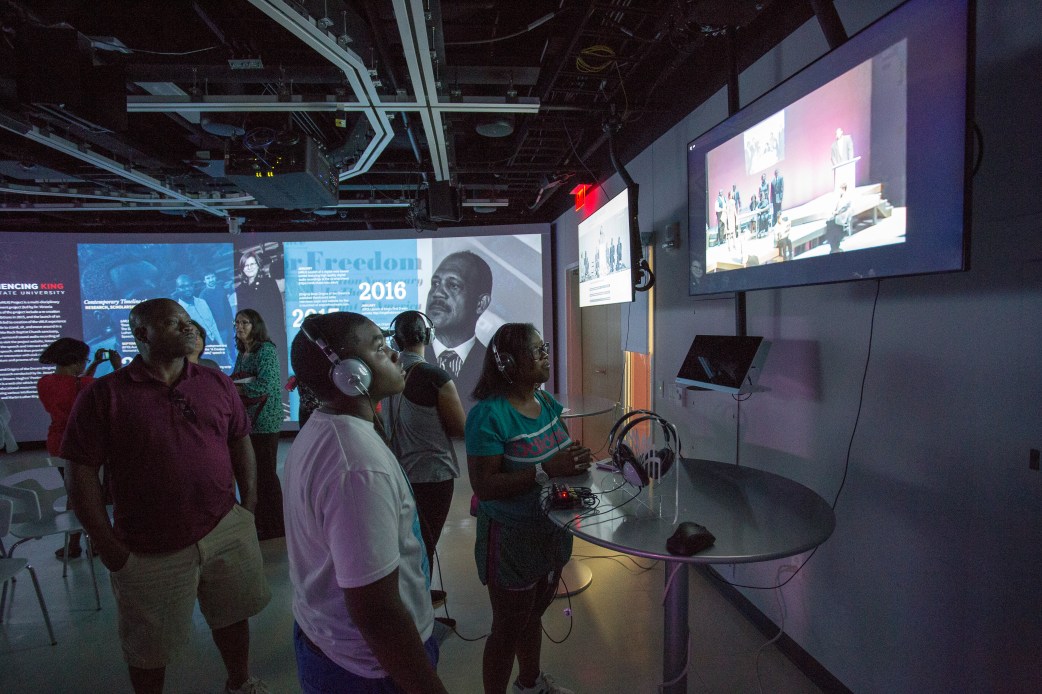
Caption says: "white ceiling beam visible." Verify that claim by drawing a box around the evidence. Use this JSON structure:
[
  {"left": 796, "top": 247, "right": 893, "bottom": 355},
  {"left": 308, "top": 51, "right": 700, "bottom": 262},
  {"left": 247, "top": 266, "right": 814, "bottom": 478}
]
[
  {"left": 392, "top": 0, "right": 450, "bottom": 180},
  {"left": 246, "top": 0, "right": 394, "bottom": 181}
]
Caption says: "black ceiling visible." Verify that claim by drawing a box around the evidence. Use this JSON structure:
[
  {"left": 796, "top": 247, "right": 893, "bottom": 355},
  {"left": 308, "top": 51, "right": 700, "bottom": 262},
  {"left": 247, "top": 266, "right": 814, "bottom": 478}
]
[{"left": 0, "top": 0, "right": 816, "bottom": 234}]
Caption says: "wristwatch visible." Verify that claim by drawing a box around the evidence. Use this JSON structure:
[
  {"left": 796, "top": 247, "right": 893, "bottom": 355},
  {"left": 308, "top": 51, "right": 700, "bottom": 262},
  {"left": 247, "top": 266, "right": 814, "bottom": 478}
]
[{"left": 534, "top": 463, "right": 550, "bottom": 485}]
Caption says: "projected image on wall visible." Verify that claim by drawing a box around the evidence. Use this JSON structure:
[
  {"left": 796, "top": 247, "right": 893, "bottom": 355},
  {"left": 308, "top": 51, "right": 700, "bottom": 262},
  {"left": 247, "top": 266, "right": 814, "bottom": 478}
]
[
  {"left": 79, "top": 243, "right": 237, "bottom": 369},
  {"left": 424, "top": 234, "right": 544, "bottom": 410},
  {"left": 703, "top": 39, "right": 907, "bottom": 273},
  {"left": 235, "top": 241, "right": 285, "bottom": 351},
  {"left": 0, "top": 241, "right": 84, "bottom": 405},
  {"left": 0, "top": 228, "right": 547, "bottom": 442},
  {"left": 283, "top": 234, "right": 544, "bottom": 414}
]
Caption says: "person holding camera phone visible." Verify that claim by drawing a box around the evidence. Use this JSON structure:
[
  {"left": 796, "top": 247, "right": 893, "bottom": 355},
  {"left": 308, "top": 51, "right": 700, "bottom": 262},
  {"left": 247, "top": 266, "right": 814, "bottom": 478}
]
[{"left": 37, "top": 338, "right": 122, "bottom": 558}]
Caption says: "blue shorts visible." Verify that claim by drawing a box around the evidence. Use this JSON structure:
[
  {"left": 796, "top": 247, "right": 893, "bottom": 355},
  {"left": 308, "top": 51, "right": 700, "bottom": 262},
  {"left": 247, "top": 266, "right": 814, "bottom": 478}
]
[{"left": 293, "top": 622, "right": 439, "bottom": 693}]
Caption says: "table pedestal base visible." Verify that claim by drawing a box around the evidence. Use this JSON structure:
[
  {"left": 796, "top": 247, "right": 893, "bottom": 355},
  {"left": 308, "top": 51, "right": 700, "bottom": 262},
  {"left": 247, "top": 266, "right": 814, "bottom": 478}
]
[{"left": 663, "top": 561, "right": 690, "bottom": 694}]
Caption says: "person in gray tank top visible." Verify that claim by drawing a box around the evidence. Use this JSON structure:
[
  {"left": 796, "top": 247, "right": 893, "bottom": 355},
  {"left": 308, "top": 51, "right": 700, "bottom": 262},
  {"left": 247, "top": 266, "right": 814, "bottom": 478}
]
[{"left": 385, "top": 311, "right": 466, "bottom": 612}]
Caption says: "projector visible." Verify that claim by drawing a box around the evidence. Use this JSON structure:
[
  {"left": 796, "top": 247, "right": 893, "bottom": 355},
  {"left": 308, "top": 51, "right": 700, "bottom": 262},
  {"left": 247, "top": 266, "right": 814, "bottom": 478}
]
[{"left": 225, "top": 135, "right": 339, "bottom": 210}]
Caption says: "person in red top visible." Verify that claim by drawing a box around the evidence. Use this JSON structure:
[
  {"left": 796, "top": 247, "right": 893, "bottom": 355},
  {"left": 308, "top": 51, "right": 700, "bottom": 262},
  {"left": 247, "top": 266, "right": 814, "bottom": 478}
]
[{"left": 36, "top": 337, "right": 122, "bottom": 558}]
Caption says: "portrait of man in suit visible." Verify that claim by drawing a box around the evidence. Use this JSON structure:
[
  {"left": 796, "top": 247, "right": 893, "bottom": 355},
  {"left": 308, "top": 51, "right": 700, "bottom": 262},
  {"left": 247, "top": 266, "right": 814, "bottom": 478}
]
[{"left": 424, "top": 250, "right": 492, "bottom": 412}]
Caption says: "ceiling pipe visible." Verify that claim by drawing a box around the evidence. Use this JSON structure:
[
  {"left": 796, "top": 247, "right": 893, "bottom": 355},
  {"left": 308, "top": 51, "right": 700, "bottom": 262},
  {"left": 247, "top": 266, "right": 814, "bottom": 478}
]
[
  {"left": 360, "top": 0, "right": 425, "bottom": 169},
  {"left": 126, "top": 95, "right": 539, "bottom": 115},
  {"left": 726, "top": 25, "right": 739, "bottom": 116},
  {"left": 0, "top": 184, "right": 508, "bottom": 212},
  {"left": 0, "top": 121, "right": 231, "bottom": 217},
  {"left": 809, "top": 0, "right": 848, "bottom": 50},
  {"left": 509, "top": 0, "right": 599, "bottom": 171}
]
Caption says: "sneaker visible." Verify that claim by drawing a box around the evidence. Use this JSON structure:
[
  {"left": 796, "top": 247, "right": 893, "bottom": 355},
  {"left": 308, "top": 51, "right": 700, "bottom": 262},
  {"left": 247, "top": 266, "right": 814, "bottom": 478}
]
[
  {"left": 513, "top": 671, "right": 574, "bottom": 694},
  {"left": 225, "top": 676, "right": 270, "bottom": 694},
  {"left": 430, "top": 589, "right": 447, "bottom": 607}
]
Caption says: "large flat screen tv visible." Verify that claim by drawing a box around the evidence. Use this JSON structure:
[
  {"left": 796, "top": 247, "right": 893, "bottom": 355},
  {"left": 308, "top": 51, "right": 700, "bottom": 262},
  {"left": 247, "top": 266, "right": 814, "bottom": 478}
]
[
  {"left": 687, "top": 0, "right": 972, "bottom": 296},
  {"left": 578, "top": 189, "right": 635, "bottom": 307}
]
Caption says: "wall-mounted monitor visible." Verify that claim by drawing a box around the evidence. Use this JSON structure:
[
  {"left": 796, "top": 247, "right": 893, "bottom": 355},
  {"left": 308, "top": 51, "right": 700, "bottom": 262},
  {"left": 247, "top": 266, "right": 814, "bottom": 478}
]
[
  {"left": 687, "top": 0, "right": 972, "bottom": 296},
  {"left": 676, "top": 335, "right": 771, "bottom": 394},
  {"left": 578, "top": 189, "right": 635, "bottom": 307}
]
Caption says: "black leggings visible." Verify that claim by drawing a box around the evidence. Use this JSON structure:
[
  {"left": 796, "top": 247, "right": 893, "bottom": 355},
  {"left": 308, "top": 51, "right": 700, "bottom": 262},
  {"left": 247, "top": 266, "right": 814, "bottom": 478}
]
[
  {"left": 411, "top": 479, "right": 454, "bottom": 573},
  {"left": 250, "top": 432, "right": 285, "bottom": 540}
]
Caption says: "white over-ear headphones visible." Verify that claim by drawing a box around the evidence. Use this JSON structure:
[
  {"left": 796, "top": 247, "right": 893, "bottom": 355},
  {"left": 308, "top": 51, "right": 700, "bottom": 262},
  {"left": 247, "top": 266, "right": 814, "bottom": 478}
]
[
  {"left": 607, "top": 409, "right": 680, "bottom": 488},
  {"left": 300, "top": 315, "right": 372, "bottom": 397}
]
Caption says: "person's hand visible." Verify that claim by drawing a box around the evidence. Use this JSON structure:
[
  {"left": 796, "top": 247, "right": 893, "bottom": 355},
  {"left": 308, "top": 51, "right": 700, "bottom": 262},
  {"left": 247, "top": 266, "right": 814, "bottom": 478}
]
[
  {"left": 99, "top": 543, "right": 131, "bottom": 573},
  {"left": 546, "top": 442, "right": 593, "bottom": 477}
]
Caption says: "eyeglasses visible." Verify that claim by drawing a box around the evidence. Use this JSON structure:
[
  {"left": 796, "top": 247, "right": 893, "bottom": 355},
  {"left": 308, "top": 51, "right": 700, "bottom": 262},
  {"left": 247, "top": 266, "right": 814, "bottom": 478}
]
[
  {"left": 169, "top": 389, "right": 197, "bottom": 423},
  {"left": 234, "top": 319, "right": 252, "bottom": 327},
  {"left": 530, "top": 341, "right": 551, "bottom": 358}
]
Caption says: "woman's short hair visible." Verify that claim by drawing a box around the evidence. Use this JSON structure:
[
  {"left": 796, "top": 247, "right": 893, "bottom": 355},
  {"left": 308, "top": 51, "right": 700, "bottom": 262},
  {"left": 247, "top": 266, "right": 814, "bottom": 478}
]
[
  {"left": 234, "top": 308, "right": 272, "bottom": 352},
  {"left": 472, "top": 322, "right": 537, "bottom": 401},
  {"left": 39, "top": 337, "right": 89, "bottom": 367}
]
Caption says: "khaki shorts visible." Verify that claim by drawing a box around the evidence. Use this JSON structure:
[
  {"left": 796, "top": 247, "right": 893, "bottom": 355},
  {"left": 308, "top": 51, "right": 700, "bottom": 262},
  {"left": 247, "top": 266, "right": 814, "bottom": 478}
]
[{"left": 109, "top": 504, "right": 271, "bottom": 669}]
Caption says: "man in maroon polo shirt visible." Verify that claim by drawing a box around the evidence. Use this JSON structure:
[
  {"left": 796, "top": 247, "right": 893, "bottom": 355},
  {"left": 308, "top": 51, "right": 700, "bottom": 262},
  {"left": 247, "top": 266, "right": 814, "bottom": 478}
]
[{"left": 63, "top": 298, "right": 271, "bottom": 694}]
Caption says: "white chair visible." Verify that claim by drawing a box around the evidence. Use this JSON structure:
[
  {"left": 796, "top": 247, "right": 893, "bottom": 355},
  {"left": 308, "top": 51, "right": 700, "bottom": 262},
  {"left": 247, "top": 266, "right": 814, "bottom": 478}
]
[
  {"left": 0, "top": 463, "right": 101, "bottom": 611},
  {"left": 0, "top": 498, "right": 57, "bottom": 645}
]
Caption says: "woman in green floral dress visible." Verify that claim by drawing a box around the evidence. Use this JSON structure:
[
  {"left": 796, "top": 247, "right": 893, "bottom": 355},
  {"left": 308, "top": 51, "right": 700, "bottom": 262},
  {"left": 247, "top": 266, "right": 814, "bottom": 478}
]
[{"left": 233, "top": 308, "right": 285, "bottom": 540}]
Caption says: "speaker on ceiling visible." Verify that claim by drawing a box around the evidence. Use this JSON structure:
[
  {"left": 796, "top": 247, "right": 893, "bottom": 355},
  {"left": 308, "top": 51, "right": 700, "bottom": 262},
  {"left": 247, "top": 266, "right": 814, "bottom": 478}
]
[{"left": 428, "top": 181, "right": 461, "bottom": 222}]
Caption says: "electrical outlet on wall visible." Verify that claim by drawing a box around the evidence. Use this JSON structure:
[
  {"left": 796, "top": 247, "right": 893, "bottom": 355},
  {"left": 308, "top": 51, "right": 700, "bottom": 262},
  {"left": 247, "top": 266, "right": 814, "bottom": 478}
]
[{"left": 673, "top": 383, "right": 686, "bottom": 406}]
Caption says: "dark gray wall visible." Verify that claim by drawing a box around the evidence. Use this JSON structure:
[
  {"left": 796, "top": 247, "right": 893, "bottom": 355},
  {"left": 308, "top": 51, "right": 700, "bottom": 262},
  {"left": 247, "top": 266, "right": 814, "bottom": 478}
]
[{"left": 553, "top": 1, "right": 1042, "bottom": 691}]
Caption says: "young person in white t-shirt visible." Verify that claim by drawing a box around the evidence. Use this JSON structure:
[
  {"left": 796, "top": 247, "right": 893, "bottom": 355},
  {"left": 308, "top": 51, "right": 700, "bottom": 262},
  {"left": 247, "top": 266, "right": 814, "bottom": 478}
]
[{"left": 285, "top": 311, "right": 448, "bottom": 694}]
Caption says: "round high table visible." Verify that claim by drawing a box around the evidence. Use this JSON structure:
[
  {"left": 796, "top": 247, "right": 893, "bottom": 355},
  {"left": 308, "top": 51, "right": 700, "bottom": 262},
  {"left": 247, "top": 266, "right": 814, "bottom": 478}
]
[
  {"left": 547, "top": 458, "right": 835, "bottom": 694},
  {"left": 550, "top": 393, "right": 618, "bottom": 597}
]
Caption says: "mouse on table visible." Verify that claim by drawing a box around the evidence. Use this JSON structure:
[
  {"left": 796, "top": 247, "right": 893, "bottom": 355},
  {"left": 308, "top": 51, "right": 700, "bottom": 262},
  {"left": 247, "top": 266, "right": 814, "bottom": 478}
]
[{"left": 666, "top": 521, "right": 716, "bottom": 556}]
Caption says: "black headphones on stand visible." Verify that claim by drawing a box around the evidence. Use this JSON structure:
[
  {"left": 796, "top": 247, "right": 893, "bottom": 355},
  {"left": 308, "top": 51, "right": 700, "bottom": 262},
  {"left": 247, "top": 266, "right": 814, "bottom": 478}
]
[
  {"left": 607, "top": 409, "right": 680, "bottom": 488},
  {"left": 388, "top": 311, "right": 435, "bottom": 350},
  {"left": 300, "top": 314, "right": 372, "bottom": 397}
]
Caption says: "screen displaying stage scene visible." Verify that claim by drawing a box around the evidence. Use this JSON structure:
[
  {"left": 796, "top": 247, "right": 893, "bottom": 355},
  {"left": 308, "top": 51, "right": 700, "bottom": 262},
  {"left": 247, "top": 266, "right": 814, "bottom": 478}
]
[
  {"left": 0, "top": 227, "right": 549, "bottom": 442},
  {"left": 702, "top": 42, "right": 907, "bottom": 275},
  {"left": 688, "top": 0, "right": 970, "bottom": 296},
  {"left": 578, "top": 189, "right": 634, "bottom": 307}
]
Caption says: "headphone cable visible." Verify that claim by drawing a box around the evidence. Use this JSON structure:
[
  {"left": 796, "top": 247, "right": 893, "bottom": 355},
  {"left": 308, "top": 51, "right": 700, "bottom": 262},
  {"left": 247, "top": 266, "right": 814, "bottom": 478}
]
[{"left": 367, "top": 392, "right": 391, "bottom": 443}]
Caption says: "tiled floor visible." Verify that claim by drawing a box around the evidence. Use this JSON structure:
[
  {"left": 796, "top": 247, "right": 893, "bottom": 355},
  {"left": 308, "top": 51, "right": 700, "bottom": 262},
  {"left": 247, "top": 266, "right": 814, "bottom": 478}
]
[{"left": 0, "top": 442, "right": 822, "bottom": 693}]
